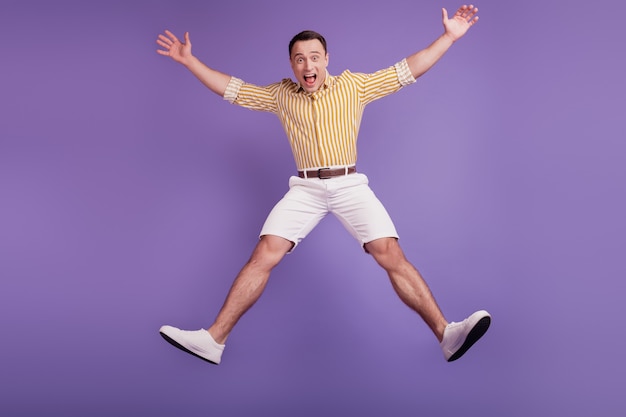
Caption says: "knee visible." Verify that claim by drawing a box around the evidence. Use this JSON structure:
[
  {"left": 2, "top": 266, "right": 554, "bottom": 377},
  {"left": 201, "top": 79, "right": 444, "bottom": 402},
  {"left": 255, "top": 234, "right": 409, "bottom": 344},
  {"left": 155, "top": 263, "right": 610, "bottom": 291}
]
[
  {"left": 365, "top": 238, "right": 406, "bottom": 268},
  {"left": 248, "top": 235, "right": 292, "bottom": 269}
]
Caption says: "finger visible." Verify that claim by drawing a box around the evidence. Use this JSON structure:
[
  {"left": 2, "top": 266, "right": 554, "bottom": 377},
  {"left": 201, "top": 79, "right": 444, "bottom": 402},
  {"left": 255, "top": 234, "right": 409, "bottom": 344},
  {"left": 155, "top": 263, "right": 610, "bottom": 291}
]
[
  {"left": 455, "top": 5, "right": 468, "bottom": 17},
  {"left": 164, "top": 29, "right": 180, "bottom": 43},
  {"left": 184, "top": 31, "right": 190, "bottom": 44},
  {"left": 461, "top": 5, "right": 473, "bottom": 19},
  {"left": 466, "top": 6, "right": 478, "bottom": 17},
  {"left": 466, "top": 7, "right": 479, "bottom": 23},
  {"left": 156, "top": 39, "right": 171, "bottom": 49},
  {"left": 157, "top": 34, "right": 173, "bottom": 45},
  {"left": 442, "top": 7, "right": 448, "bottom": 21}
]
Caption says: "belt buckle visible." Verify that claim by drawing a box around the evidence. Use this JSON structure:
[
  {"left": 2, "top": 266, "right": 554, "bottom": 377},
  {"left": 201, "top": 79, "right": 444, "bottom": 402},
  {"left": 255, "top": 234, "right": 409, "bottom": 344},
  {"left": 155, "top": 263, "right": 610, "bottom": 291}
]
[{"left": 317, "top": 168, "right": 331, "bottom": 179}]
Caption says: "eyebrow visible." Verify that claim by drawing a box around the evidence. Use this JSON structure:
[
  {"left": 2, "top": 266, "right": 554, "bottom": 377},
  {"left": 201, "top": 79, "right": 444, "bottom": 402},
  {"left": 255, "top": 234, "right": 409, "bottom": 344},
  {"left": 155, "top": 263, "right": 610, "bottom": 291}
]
[{"left": 293, "top": 51, "right": 323, "bottom": 58}]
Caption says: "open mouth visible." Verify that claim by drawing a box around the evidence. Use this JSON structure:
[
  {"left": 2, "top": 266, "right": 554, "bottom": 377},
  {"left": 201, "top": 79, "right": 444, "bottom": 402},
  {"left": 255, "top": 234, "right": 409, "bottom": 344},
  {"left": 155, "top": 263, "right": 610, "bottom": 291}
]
[{"left": 303, "top": 74, "right": 316, "bottom": 87}]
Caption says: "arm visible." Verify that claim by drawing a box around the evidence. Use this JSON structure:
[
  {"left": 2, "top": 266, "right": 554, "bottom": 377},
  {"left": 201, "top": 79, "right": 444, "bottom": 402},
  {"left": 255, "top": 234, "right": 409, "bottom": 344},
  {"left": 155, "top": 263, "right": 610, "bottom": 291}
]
[
  {"left": 156, "top": 30, "right": 231, "bottom": 97},
  {"left": 406, "top": 5, "right": 479, "bottom": 79}
]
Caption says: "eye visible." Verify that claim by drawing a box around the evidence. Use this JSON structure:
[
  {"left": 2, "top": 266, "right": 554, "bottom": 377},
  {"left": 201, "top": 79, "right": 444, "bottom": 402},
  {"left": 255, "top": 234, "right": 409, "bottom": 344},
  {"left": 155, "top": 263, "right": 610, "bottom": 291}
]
[
  {"left": 312, "top": 56, "right": 318, "bottom": 62},
  {"left": 297, "top": 57, "right": 304, "bottom": 63}
]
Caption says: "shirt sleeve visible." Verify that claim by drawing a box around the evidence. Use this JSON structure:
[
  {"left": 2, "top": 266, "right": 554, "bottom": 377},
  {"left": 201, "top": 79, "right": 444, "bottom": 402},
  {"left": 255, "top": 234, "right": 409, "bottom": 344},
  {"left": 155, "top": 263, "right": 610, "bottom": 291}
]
[
  {"left": 222, "top": 77, "right": 280, "bottom": 113},
  {"left": 356, "top": 59, "right": 415, "bottom": 105},
  {"left": 395, "top": 58, "right": 416, "bottom": 86}
]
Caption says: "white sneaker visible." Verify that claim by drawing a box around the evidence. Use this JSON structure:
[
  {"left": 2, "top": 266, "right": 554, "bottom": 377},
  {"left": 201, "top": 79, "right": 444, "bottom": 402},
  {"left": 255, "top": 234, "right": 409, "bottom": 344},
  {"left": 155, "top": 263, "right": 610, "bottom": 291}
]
[
  {"left": 440, "top": 310, "right": 491, "bottom": 362},
  {"left": 159, "top": 325, "right": 225, "bottom": 364}
]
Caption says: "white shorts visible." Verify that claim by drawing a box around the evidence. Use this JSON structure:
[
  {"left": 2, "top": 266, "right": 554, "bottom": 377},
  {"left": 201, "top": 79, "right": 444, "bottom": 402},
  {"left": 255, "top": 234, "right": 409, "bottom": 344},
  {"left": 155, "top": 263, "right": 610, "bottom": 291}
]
[{"left": 260, "top": 173, "right": 399, "bottom": 251}]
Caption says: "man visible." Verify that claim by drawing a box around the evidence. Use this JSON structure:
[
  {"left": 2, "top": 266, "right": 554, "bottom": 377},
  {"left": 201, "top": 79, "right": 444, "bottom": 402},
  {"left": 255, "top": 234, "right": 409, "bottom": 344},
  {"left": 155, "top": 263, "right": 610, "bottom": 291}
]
[{"left": 156, "top": 4, "right": 490, "bottom": 365}]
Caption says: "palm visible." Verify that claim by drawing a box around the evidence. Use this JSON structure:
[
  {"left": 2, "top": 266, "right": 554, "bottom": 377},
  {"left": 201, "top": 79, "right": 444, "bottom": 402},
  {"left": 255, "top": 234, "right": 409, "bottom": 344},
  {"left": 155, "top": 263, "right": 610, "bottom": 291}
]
[{"left": 443, "top": 5, "right": 479, "bottom": 41}]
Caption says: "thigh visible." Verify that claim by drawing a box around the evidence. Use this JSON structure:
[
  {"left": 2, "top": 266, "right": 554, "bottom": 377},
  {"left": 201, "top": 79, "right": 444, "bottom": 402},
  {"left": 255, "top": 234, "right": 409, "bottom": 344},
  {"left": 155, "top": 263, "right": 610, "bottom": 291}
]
[
  {"left": 259, "top": 176, "right": 329, "bottom": 250},
  {"left": 329, "top": 173, "right": 399, "bottom": 247}
]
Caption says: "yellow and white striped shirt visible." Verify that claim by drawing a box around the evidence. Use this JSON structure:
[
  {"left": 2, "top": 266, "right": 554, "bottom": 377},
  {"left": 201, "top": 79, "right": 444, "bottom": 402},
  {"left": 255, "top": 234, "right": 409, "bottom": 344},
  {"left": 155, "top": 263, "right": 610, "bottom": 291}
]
[{"left": 223, "top": 58, "right": 416, "bottom": 171}]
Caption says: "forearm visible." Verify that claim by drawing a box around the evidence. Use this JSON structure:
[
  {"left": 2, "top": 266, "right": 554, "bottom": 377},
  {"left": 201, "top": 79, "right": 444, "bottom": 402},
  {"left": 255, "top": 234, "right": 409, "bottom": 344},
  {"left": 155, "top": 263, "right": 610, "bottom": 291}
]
[
  {"left": 183, "top": 55, "right": 232, "bottom": 97},
  {"left": 405, "top": 33, "right": 455, "bottom": 79}
]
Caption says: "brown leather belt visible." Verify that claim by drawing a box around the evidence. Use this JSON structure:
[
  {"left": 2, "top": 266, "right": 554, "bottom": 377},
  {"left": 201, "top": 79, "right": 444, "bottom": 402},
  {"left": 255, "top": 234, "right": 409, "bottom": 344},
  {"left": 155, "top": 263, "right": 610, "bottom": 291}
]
[{"left": 298, "top": 166, "right": 357, "bottom": 179}]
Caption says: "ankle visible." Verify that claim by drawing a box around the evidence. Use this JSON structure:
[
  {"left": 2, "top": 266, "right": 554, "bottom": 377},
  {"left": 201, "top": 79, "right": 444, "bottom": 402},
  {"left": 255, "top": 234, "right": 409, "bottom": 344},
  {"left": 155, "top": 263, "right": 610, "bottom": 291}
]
[
  {"left": 436, "top": 321, "right": 449, "bottom": 343},
  {"left": 207, "top": 327, "right": 227, "bottom": 345}
]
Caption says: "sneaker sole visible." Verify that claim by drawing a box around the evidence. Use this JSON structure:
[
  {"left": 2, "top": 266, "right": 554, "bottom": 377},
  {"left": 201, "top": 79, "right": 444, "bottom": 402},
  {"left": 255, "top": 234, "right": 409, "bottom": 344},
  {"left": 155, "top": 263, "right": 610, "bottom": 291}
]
[
  {"left": 447, "top": 315, "right": 491, "bottom": 362},
  {"left": 159, "top": 331, "right": 219, "bottom": 365}
]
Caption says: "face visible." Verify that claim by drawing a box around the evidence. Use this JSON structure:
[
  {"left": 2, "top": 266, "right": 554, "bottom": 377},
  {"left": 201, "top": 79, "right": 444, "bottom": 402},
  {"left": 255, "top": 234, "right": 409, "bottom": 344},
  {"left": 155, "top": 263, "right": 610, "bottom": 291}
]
[{"left": 290, "top": 39, "right": 329, "bottom": 93}]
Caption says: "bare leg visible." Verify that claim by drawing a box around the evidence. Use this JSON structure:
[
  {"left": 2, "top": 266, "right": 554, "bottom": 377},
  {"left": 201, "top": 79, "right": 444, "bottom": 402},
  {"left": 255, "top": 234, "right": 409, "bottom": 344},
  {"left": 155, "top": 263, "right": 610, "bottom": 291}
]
[
  {"left": 207, "top": 235, "right": 293, "bottom": 344},
  {"left": 364, "top": 237, "right": 448, "bottom": 341}
]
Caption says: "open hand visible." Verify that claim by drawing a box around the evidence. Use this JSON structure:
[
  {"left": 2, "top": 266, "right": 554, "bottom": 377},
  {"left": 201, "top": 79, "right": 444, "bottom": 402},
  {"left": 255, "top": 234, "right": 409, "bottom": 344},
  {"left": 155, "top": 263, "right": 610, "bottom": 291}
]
[
  {"left": 442, "top": 5, "right": 479, "bottom": 42},
  {"left": 156, "top": 30, "right": 193, "bottom": 65}
]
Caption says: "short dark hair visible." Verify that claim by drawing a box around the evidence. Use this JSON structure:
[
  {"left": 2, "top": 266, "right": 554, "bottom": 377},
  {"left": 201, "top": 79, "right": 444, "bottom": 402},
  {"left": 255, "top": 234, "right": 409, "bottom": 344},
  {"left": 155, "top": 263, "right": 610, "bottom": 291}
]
[{"left": 289, "top": 30, "right": 327, "bottom": 57}]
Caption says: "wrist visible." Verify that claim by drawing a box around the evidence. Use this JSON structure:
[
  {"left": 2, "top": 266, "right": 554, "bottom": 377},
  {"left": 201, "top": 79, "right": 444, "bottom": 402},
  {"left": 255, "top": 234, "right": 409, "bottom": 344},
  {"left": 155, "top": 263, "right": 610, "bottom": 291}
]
[
  {"left": 442, "top": 31, "right": 457, "bottom": 43},
  {"left": 182, "top": 54, "right": 199, "bottom": 68}
]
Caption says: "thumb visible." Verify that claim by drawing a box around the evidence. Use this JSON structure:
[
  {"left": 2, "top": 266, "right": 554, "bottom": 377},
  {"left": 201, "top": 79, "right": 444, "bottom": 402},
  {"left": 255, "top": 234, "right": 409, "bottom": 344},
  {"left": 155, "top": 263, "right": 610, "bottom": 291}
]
[
  {"left": 442, "top": 7, "right": 448, "bottom": 22},
  {"left": 184, "top": 31, "right": 191, "bottom": 45}
]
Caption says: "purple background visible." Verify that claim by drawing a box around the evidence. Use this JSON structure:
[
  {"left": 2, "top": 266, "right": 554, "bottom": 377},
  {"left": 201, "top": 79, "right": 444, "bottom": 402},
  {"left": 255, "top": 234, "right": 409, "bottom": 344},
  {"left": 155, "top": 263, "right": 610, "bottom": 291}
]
[{"left": 1, "top": 0, "right": 625, "bottom": 415}]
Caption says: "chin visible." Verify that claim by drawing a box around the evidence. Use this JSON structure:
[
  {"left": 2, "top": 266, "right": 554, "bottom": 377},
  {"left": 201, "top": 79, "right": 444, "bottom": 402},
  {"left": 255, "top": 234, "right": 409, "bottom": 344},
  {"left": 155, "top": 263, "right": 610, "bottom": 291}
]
[{"left": 305, "top": 83, "right": 319, "bottom": 93}]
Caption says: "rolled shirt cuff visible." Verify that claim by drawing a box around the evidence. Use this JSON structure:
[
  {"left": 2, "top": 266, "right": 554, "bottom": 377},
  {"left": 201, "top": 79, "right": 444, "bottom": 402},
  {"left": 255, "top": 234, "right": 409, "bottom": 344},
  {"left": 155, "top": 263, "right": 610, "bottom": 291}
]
[
  {"left": 395, "top": 58, "right": 416, "bottom": 86},
  {"left": 223, "top": 76, "right": 244, "bottom": 103}
]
